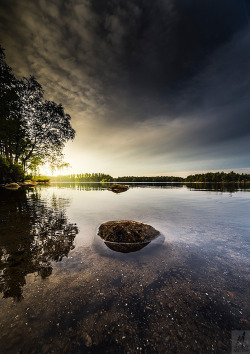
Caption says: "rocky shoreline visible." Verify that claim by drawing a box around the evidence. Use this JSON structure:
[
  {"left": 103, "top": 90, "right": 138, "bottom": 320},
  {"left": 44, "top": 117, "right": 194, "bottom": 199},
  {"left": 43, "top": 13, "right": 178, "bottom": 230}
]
[{"left": 0, "top": 180, "right": 49, "bottom": 191}]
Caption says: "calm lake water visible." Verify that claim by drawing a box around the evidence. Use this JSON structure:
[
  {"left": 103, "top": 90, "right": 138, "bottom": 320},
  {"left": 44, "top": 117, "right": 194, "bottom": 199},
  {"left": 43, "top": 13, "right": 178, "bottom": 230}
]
[{"left": 0, "top": 183, "right": 250, "bottom": 353}]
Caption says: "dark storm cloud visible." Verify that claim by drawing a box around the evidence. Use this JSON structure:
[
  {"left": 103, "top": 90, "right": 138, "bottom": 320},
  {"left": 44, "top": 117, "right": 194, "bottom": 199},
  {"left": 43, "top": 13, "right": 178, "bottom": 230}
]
[
  {"left": 175, "top": 27, "right": 250, "bottom": 142},
  {"left": 0, "top": 0, "right": 249, "bottom": 174}
]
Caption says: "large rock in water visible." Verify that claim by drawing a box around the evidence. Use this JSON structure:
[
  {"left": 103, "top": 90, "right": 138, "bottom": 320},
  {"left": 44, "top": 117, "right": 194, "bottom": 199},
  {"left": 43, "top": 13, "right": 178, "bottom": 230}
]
[
  {"left": 4, "top": 183, "right": 21, "bottom": 190},
  {"left": 107, "top": 184, "right": 129, "bottom": 193},
  {"left": 98, "top": 220, "right": 160, "bottom": 253}
]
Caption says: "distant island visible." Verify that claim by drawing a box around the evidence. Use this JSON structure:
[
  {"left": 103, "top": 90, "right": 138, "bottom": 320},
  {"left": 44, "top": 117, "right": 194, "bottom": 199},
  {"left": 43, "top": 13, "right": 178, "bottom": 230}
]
[{"left": 48, "top": 171, "right": 250, "bottom": 183}]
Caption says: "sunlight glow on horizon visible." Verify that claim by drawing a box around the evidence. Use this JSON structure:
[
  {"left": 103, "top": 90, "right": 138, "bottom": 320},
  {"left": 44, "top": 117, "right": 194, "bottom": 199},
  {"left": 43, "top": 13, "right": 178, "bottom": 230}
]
[{"left": 38, "top": 156, "right": 250, "bottom": 178}]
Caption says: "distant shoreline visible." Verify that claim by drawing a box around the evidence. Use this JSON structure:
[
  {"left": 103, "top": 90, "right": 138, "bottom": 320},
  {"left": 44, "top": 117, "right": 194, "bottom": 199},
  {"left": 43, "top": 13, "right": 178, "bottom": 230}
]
[
  {"left": 46, "top": 171, "right": 250, "bottom": 184},
  {"left": 49, "top": 181, "right": 250, "bottom": 184}
]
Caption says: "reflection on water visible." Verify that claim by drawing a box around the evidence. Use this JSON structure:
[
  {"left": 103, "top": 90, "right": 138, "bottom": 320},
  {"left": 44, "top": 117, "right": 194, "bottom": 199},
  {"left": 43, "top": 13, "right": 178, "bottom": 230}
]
[
  {"left": 52, "top": 182, "right": 108, "bottom": 191},
  {"left": 0, "top": 189, "right": 78, "bottom": 301},
  {"left": 51, "top": 181, "right": 250, "bottom": 193},
  {"left": 187, "top": 182, "right": 250, "bottom": 193},
  {"left": 104, "top": 240, "right": 150, "bottom": 253},
  {"left": 0, "top": 183, "right": 249, "bottom": 353}
]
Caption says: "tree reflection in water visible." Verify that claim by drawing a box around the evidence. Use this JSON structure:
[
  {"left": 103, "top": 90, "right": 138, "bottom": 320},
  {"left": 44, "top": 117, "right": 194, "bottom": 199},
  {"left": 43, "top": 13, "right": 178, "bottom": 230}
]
[{"left": 0, "top": 189, "right": 78, "bottom": 301}]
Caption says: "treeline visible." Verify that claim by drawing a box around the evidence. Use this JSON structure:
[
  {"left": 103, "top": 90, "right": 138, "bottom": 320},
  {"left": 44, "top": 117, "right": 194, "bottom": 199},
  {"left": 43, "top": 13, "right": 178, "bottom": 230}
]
[
  {"left": 50, "top": 173, "right": 114, "bottom": 182},
  {"left": 116, "top": 176, "right": 184, "bottom": 182},
  {"left": 49, "top": 171, "right": 250, "bottom": 183},
  {"left": 185, "top": 171, "right": 250, "bottom": 183},
  {"left": 50, "top": 174, "right": 183, "bottom": 183},
  {"left": 0, "top": 45, "right": 75, "bottom": 183}
]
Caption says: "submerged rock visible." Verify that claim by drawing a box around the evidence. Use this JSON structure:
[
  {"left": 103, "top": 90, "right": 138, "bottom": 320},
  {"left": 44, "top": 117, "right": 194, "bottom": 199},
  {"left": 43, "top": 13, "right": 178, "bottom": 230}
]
[
  {"left": 98, "top": 220, "right": 160, "bottom": 243},
  {"left": 107, "top": 184, "right": 129, "bottom": 193},
  {"left": 103, "top": 241, "right": 150, "bottom": 253},
  {"left": 82, "top": 332, "right": 92, "bottom": 347}
]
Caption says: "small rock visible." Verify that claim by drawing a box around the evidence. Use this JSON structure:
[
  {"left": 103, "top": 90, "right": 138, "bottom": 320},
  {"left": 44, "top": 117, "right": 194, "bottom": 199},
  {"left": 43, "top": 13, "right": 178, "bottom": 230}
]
[
  {"left": 4, "top": 183, "right": 21, "bottom": 190},
  {"left": 240, "top": 318, "right": 250, "bottom": 327},
  {"left": 82, "top": 332, "right": 92, "bottom": 347},
  {"left": 107, "top": 184, "right": 129, "bottom": 193}
]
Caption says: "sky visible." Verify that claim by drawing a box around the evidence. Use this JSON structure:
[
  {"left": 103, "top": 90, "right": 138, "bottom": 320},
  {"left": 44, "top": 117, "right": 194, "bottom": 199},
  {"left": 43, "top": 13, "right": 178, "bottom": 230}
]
[{"left": 0, "top": 0, "right": 250, "bottom": 177}]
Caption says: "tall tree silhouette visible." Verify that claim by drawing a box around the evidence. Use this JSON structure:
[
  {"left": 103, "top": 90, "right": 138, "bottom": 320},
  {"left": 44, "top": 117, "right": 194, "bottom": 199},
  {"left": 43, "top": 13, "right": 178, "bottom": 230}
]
[{"left": 0, "top": 45, "right": 75, "bottom": 178}]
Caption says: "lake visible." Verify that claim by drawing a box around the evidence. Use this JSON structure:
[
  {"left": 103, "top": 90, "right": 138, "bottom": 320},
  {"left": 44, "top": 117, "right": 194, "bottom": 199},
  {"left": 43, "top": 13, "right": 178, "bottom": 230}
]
[{"left": 0, "top": 183, "right": 250, "bottom": 353}]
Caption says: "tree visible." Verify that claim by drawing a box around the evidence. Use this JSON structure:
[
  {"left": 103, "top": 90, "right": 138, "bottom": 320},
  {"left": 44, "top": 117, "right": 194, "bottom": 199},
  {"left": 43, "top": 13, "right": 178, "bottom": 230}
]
[
  {"left": 17, "top": 77, "right": 75, "bottom": 171},
  {"left": 0, "top": 45, "right": 75, "bottom": 177},
  {"left": 0, "top": 45, "right": 21, "bottom": 161},
  {"left": 0, "top": 155, "right": 24, "bottom": 182}
]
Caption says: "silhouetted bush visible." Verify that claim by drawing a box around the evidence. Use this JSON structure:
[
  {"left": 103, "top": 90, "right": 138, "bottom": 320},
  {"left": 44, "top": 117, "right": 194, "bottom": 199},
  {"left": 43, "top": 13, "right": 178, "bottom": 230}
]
[{"left": 0, "top": 155, "right": 24, "bottom": 183}]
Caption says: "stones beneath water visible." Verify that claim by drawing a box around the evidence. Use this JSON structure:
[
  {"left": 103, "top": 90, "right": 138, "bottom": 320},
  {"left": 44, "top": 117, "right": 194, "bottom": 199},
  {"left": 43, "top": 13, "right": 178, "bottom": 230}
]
[
  {"left": 98, "top": 220, "right": 160, "bottom": 253},
  {"left": 107, "top": 184, "right": 129, "bottom": 193},
  {"left": 81, "top": 332, "right": 92, "bottom": 347}
]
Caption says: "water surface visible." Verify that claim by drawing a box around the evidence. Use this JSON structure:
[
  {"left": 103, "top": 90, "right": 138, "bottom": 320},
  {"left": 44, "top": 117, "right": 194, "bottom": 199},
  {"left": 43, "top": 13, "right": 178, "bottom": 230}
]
[{"left": 0, "top": 183, "right": 250, "bottom": 353}]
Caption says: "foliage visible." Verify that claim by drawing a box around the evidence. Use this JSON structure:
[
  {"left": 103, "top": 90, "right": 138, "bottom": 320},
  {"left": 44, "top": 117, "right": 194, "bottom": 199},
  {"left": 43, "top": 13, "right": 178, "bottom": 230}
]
[
  {"left": 116, "top": 176, "right": 184, "bottom": 182},
  {"left": 24, "top": 174, "right": 34, "bottom": 181},
  {"left": 0, "top": 155, "right": 24, "bottom": 183},
  {"left": 35, "top": 177, "right": 50, "bottom": 182},
  {"left": 185, "top": 171, "right": 250, "bottom": 183},
  {"left": 50, "top": 173, "right": 114, "bottom": 182},
  {"left": 48, "top": 172, "right": 250, "bottom": 183},
  {"left": 0, "top": 45, "right": 75, "bottom": 180}
]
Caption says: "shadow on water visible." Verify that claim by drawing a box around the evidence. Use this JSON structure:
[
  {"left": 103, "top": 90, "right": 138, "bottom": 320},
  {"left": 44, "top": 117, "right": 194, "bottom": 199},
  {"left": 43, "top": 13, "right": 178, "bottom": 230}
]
[{"left": 0, "top": 189, "right": 78, "bottom": 301}]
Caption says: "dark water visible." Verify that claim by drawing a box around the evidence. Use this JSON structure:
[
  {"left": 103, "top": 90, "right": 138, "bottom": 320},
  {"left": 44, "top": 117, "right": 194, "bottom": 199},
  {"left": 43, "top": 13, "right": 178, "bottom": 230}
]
[{"left": 0, "top": 183, "right": 250, "bottom": 353}]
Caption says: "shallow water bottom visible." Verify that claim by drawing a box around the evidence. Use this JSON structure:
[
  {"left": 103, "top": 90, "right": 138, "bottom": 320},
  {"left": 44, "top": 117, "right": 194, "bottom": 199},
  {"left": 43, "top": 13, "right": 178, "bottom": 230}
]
[
  {"left": 0, "top": 184, "right": 250, "bottom": 353},
  {"left": 1, "top": 240, "right": 250, "bottom": 353}
]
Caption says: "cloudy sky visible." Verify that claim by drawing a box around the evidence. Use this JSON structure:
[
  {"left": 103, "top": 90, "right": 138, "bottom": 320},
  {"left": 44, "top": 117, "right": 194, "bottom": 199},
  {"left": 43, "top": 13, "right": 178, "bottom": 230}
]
[{"left": 0, "top": 0, "right": 250, "bottom": 177}]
